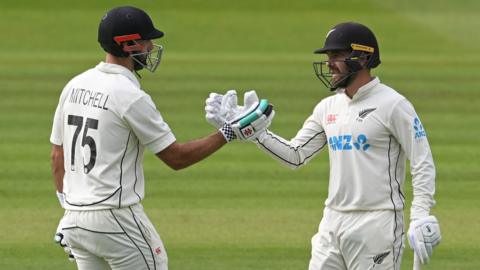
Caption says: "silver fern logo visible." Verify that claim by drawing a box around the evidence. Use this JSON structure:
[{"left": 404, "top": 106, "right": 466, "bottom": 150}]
[
  {"left": 368, "top": 251, "right": 391, "bottom": 269},
  {"left": 356, "top": 108, "right": 376, "bottom": 122}
]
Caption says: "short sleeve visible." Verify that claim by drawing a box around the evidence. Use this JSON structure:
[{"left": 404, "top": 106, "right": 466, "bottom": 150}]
[
  {"left": 50, "top": 86, "right": 71, "bottom": 146},
  {"left": 123, "top": 95, "right": 176, "bottom": 154}
]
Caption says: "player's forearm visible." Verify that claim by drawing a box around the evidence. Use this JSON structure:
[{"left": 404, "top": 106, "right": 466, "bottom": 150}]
[
  {"left": 255, "top": 130, "right": 325, "bottom": 169},
  {"left": 157, "top": 132, "right": 227, "bottom": 170},
  {"left": 51, "top": 145, "right": 65, "bottom": 192},
  {"left": 179, "top": 131, "right": 227, "bottom": 169},
  {"left": 410, "top": 156, "right": 436, "bottom": 220}
]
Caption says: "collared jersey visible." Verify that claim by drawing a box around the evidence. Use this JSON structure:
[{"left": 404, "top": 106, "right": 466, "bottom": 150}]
[
  {"left": 50, "top": 62, "right": 176, "bottom": 210},
  {"left": 256, "top": 78, "right": 435, "bottom": 218}
]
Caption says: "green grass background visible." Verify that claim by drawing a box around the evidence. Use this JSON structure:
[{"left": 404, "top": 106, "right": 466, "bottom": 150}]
[{"left": 1, "top": 0, "right": 479, "bottom": 269}]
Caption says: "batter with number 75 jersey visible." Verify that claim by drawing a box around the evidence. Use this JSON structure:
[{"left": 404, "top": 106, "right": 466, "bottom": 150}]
[{"left": 49, "top": 6, "right": 274, "bottom": 270}]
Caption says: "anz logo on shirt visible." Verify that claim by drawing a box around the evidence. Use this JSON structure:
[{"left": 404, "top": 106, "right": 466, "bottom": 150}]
[
  {"left": 413, "top": 117, "right": 427, "bottom": 139},
  {"left": 328, "top": 134, "right": 370, "bottom": 152}
]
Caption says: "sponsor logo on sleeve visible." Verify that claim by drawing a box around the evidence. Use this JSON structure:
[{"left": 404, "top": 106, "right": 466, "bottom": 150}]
[{"left": 413, "top": 117, "right": 427, "bottom": 139}]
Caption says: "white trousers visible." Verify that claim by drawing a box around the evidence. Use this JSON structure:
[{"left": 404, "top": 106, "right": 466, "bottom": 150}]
[
  {"left": 59, "top": 204, "right": 168, "bottom": 270},
  {"left": 308, "top": 207, "right": 404, "bottom": 270}
]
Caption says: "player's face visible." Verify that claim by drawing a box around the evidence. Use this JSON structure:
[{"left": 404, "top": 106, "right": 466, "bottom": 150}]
[
  {"left": 326, "top": 50, "right": 350, "bottom": 86},
  {"left": 130, "top": 39, "right": 163, "bottom": 72},
  {"left": 131, "top": 40, "right": 153, "bottom": 64},
  {"left": 136, "top": 40, "right": 153, "bottom": 53}
]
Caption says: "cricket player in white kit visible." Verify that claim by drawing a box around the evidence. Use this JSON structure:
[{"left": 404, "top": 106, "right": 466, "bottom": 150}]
[
  {"left": 205, "top": 22, "right": 441, "bottom": 269},
  {"left": 50, "top": 6, "right": 274, "bottom": 270}
]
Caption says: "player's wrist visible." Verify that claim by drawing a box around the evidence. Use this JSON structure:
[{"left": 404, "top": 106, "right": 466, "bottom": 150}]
[
  {"left": 56, "top": 190, "right": 66, "bottom": 209},
  {"left": 219, "top": 123, "right": 236, "bottom": 142},
  {"left": 410, "top": 206, "right": 430, "bottom": 221}
]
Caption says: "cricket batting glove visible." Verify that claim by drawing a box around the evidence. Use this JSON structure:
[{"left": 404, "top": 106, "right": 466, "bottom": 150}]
[
  {"left": 205, "top": 90, "right": 239, "bottom": 128},
  {"left": 229, "top": 101, "right": 274, "bottom": 141},
  {"left": 54, "top": 217, "right": 75, "bottom": 262},
  {"left": 224, "top": 90, "right": 274, "bottom": 141},
  {"left": 56, "top": 190, "right": 65, "bottom": 209},
  {"left": 207, "top": 90, "right": 274, "bottom": 142},
  {"left": 408, "top": 215, "right": 441, "bottom": 264}
]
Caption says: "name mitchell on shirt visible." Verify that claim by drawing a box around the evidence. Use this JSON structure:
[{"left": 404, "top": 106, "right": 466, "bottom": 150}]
[{"left": 68, "top": 88, "right": 109, "bottom": 111}]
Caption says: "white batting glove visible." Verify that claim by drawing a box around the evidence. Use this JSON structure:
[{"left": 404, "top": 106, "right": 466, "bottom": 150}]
[
  {"left": 232, "top": 90, "right": 274, "bottom": 141},
  {"left": 230, "top": 105, "right": 275, "bottom": 141},
  {"left": 54, "top": 217, "right": 75, "bottom": 262},
  {"left": 408, "top": 215, "right": 441, "bottom": 264},
  {"left": 56, "top": 191, "right": 65, "bottom": 209},
  {"left": 207, "top": 90, "right": 274, "bottom": 142},
  {"left": 205, "top": 90, "right": 238, "bottom": 128},
  {"left": 222, "top": 91, "right": 274, "bottom": 141}
]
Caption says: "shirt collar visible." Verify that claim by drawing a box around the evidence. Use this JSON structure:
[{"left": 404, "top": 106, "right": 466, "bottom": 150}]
[
  {"left": 338, "top": 77, "right": 380, "bottom": 102},
  {"left": 95, "top": 62, "right": 140, "bottom": 88}
]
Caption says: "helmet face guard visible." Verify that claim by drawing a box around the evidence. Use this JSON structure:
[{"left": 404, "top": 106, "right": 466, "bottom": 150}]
[
  {"left": 313, "top": 49, "right": 375, "bottom": 91},
  {"left": 130, "top": 43, "right": 163, "bottom": 72},
  {"left": 113, "top": 34, "right": 163, "bottom": 72},
  {"left": 313, "top": 60, "right": 355, "bottom": 91}
]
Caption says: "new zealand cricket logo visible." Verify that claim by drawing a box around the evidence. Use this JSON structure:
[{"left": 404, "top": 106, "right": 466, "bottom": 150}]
[
  {"left": 356, "top": 108, "right": 376, "bottom": 122},
  {"left": 368, "top": 251, "right": 390, "bottom": 269}
]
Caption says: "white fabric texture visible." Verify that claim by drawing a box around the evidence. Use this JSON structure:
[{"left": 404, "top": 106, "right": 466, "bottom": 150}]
[
  {"left": 50, "top": 62, "right": 176, "bottom": 210},
  {"left": 59, "top": 203, "right": 168, "bottom": 270},
  {"left": 255, "top": 77, "right": 436, "bottom": 218},
  {"left": 309, "top": 208, "right": 404, "bottom": 270}
]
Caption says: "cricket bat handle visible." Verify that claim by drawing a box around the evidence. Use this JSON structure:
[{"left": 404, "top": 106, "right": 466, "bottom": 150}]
[{"left": 413, "top": 252, "right": 421, "bottom": 270}]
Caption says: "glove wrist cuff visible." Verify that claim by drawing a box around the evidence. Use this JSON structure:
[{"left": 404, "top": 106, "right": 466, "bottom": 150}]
[{"left": 219, "top": 123, "right": 236, "bottom": 142}]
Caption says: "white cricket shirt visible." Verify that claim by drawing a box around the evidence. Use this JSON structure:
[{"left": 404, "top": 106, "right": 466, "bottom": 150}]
[
  {"left": 256, "top": 78, "right": 435, "bottom": 219},
  {"left": 50, "top": 62, "right": 176, "bottom": 210}
]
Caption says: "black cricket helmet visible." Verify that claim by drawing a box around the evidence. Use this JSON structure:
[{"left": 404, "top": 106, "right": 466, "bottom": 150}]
[
  {"left": 313, "top": 22, "right": 380, "bottom": 90},
  {"left": 98, "top": 6, "right": 164, "bottom": 72}
]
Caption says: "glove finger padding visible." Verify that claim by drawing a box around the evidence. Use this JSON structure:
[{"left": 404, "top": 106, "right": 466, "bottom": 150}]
[
  {"left": 232, "top": 106, "right": 275, "bottom": 141},
  {"left": 205, "top": 90, "right": 240, "bottom": 129},
  {"left": 221, "top": 90, "right": 239, "bottom": 121},
  {"left": 243, "top": 90, "right": 259, "bottom": 108},
  {"left": 224, "top": 90, "right": 259, "bottom": 122},
  {"left": 408, "top": 215, "right": 441, "bottom": 264},
  {"left": 205, "top": 93, "right": 224, "bottom": 128}
]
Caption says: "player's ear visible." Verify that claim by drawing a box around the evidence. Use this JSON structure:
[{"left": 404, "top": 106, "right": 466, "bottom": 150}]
[{"left": 358, "top": 53, "right": 369, "bottom": 69}]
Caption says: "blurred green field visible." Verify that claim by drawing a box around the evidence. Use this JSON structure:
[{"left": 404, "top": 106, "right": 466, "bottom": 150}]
[{"left": 1, "top": 0, "right": 479, "bottom": 269}]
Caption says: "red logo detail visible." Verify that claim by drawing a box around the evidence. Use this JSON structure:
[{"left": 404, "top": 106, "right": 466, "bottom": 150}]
[
  {"left": 155, "top": 247, "right": 162, "bottom": 255},
  {"left": 241, "top": 126, "right": 254, "bottom": 137},
  {"left": 327, "top": 114, "right": 337, "bottom": 125}
]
